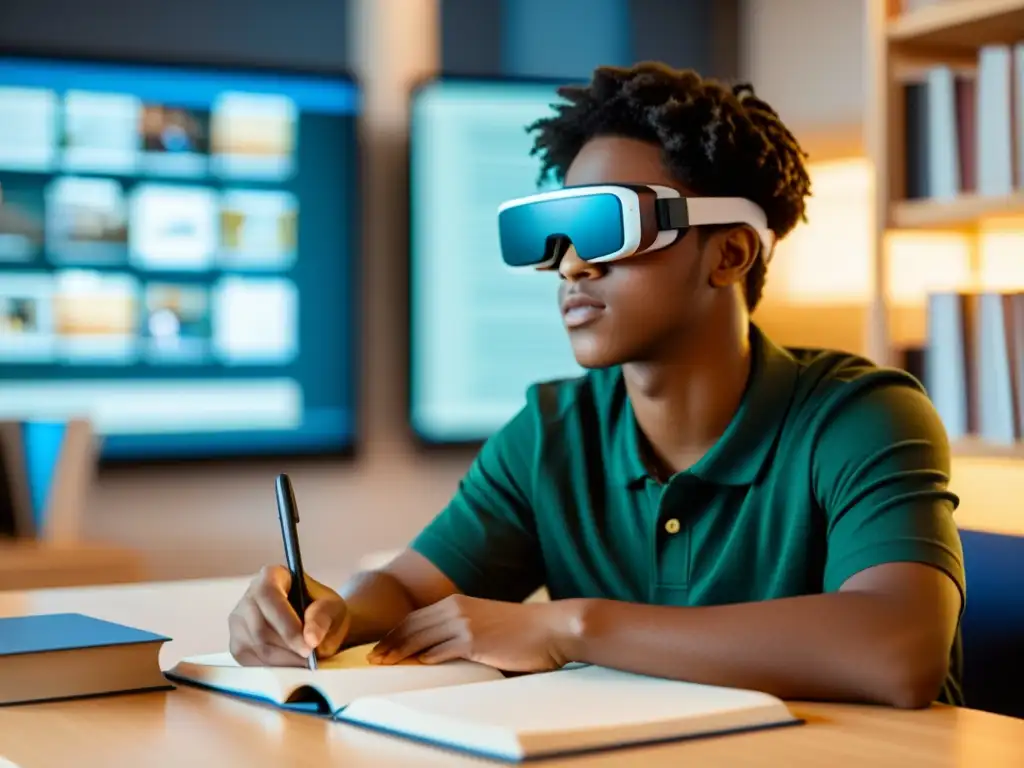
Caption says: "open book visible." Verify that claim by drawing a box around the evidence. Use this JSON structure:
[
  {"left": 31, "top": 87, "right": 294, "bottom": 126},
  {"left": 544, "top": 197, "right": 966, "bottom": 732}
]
[
  {"left": 165, "top": 642, "right": 503, "bottom": 713},
  {"left": 166, "top": 646, "right": 801, "bottom": 761}
]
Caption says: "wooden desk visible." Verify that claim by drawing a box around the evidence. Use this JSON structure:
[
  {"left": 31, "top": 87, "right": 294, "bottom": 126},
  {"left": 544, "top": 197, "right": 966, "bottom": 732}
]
[{"left": 1, "top": 577, "right": 1024, "bottom": 768}]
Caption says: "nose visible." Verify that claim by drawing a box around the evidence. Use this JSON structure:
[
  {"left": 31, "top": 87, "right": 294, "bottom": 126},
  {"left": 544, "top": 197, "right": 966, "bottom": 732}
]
[{"left": 558, "top": 244, "right": 605, "bottom": 281}]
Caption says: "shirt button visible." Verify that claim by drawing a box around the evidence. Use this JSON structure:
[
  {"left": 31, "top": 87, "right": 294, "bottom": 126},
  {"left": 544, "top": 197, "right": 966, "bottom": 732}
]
[{"left": 664, "top": 518, "right": 681, "bottom": 535}]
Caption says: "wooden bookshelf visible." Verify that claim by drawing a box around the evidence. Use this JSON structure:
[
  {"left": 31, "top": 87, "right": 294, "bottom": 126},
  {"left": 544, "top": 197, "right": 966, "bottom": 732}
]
[
  {"left": 887, "top": 0, "right": 1024, "bottom": 50},
  {"left": 892, "top": 191, "right": 1024, "bottom": 228},
  {"left": 867, "top": 0, "right": 1024, "bottom": 456},
  {"left": 951, "top": 437, "right": 1024, "bottom": 458}
]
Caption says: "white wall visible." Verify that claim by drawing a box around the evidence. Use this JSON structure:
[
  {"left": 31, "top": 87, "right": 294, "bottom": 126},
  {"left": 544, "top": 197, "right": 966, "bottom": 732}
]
[
  {"left": 738, "top": 1, "right": 870, "bottom": 355},
  {"left": 739, "top": 0, "right": 866, "bottom": 159}
]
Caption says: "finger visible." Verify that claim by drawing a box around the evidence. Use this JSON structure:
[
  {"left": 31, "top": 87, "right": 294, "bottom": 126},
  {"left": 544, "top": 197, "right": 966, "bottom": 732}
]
[
  {"left": 261, "top": 563, "right": 293, "bottom": 594},
  {"left": 305, "top": 574, "right": 336, "bottom": 600},
  {"left": 231, "top": 648, "right": 264, "bottom": 666},
  {"left": 374, "top": 620, "right": 457, "bottom": 665},
  {"left": 304, "top": 598, "right": 349, "bottom": 655},
  {"left": 370, "top": 602, "right": 448, "bottom": 658},
  {"left": 235, "top": 598, "right": 307, "bottom": 664},
  {"left": 229, "top": 613, "right": 306, "bottom": 667},
  {"left": 237, "top": 608, "right": 306, "bottom": 666},
  {"left": 252, "top": 643, "right": 309, "bottom": 667},
  {"left": 372, "top": 606, "right": 444, "bottom": 663},
  {"left": 239, "top": 609, "right": 308, "bottom": 667},
  {"left": 418, "top": 638, "right": 467, "bottom": 665},
  {"left": 241, "top": 637, "right": 308, "bottom": 667},
  {"left": 228, "top": 613, "right": 260, "bottom": 666},
  {"left": 251, "top": 569, "right": 308, "bottom": 656}
]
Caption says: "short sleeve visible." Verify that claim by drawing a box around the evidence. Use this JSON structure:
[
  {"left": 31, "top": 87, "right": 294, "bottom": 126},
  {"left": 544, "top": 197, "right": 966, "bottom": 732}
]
[
  {"left": 410, "top": 399, "right": 545, "bottom": 603},
  {"left": 812, "top": 378, "right": 965, "bottom": 604}
]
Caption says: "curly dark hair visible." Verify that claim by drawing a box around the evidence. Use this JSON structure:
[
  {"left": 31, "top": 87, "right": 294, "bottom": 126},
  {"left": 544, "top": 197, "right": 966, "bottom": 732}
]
[{"left": 526, "top": 62, "right": 812, "bottom": 311}]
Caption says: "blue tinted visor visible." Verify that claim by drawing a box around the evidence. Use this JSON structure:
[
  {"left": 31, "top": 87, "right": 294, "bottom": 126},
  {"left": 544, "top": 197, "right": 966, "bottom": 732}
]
[
  {"left": 497, "top": 192, "right": 627, "bottom": 268},
  {"left": 498, "top": 185, "right": 778, "bottom": 269}
]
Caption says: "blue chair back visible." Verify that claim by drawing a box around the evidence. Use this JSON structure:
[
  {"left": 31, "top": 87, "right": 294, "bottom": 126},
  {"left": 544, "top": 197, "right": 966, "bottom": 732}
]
[{"left": 959, "top": 528, "right": 1024, "bottom": 718}]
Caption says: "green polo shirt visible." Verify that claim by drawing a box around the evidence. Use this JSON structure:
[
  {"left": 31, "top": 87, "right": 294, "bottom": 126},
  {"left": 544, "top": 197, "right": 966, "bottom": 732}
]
[{"left": 410, "top": 323, "right": 966, "bottom": 705}]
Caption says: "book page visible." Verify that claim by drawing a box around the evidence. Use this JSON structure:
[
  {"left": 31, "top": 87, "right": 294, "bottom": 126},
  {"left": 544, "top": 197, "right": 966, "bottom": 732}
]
[
  {"left": 340, "top": 665, "right": 797, "bottom": 759},
  {"left": 167, "top": 644, "right": 504, "bottom": 713},
  {"left": 347, "top": 665, "right": 792, "bottom": 732},
  {"left": 179, "top": 643, "right": 387, "bottom": 670}
]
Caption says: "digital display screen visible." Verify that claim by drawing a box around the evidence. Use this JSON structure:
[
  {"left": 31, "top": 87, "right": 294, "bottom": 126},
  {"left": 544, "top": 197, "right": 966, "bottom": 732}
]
[
  {"left": 0, "top": 55, "right": 360, "bottom": 461},
  {"left": 408, "top": 78, "right": 583, "bottom": 444}
]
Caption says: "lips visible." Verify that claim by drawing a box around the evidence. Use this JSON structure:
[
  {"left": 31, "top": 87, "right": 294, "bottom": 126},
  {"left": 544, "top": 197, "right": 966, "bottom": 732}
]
[{"left": 560, "top": 292, "right": 606, "bottom": 329}]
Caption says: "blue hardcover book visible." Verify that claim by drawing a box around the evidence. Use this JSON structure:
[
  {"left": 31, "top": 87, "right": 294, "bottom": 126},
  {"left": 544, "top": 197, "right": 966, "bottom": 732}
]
[{"left": 0, "top": 613, "right": 172, "bottom": 705}]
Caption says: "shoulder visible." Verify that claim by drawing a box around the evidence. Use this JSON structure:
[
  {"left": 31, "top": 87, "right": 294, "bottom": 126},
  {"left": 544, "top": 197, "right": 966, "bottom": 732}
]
[
  {"left": 506, "top": 367, "right": 625, "bottom": 455},
  {"left": 525, "top": 366, "right": 623, "bottom": 421},
  {"left": 783, "top": 344, "right": 940, "bottom": 431},
  {"left": 785, "top": 344, "right": 926, "bottom": 405},
  {"left": 472, "top": 370, "right": 620, "bottom": 491},
  {"left": 776, "top": 343, "right": 951, "bottom": 478}
]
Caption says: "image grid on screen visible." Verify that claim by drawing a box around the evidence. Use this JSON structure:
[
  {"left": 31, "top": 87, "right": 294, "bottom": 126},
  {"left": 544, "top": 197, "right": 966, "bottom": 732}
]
[{"left": 0, "top": 56, "right": 360, "bottom": 460}]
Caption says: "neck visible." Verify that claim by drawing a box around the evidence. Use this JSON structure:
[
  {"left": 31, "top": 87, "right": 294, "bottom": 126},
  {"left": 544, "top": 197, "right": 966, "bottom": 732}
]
[{"left": 624, "top": 313, "right": 752, "bottom": 478}]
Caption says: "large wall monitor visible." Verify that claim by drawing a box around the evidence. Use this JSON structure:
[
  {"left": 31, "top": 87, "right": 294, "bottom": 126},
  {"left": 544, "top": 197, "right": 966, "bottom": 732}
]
[
  {"left": 0, "top": 54, "right": 360, "bottom": 461},
  {"left": 408, "top": 77, "right": 584, "bottom": 445}
]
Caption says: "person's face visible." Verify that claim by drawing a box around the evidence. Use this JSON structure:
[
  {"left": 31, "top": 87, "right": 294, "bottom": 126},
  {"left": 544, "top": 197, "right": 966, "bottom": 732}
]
[{"left": 555, "top": 136, "right": 757, "bottom": 368}]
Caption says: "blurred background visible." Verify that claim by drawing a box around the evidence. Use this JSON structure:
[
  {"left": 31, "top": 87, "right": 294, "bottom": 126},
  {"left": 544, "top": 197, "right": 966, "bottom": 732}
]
[{"left": 1, "top": 0, "right": 1022, "bottom": 589}]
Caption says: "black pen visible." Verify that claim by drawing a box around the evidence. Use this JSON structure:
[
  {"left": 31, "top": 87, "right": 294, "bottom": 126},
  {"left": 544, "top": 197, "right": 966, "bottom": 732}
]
[{"left": 275, "top": 473, "right": 318, "bottom": 670}]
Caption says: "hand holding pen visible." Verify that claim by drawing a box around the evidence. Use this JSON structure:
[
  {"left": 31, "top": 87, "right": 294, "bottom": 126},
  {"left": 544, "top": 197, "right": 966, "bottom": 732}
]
[{"left": 225, "top": 475, "right": 351, "bottom": 668}]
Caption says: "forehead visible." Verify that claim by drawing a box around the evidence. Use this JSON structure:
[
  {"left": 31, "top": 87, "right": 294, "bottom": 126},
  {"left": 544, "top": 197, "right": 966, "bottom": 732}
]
[{"left": 563, "top": 136, "right": 677, "bottom": 187}]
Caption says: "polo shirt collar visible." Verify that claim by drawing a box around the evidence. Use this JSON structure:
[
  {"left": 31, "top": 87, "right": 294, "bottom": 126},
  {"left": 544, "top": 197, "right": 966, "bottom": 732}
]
[{"left": 614, "top": 323, "right": 799, "bottom": 487}]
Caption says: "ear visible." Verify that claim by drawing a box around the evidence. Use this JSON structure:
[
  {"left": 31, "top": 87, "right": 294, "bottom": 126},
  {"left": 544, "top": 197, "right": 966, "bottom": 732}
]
[{"left": 706, "top": 226, "right": 760, "bottom": 288}]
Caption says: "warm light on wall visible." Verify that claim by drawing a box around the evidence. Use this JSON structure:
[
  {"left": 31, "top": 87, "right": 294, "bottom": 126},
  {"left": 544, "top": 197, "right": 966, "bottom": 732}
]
[
  {"left": 770, "top": 158, "right": 873, "bottom": 303},
  {"left": 978, "top": 217, "right": 1024, "bottom": 291},
  {"left": 885, "top": 230, "right": 973, "bottom": 305},
  {"left": 769, "top": 157, "right": 987, "bottom": 306}
]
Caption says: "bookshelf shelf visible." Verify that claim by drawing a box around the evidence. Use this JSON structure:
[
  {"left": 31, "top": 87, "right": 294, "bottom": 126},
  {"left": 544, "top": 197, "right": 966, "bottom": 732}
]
[
  {"left": 951, "top": 438, "right": 1024, "bottom": 458},
  {"left": 891, "top": 191, "right": 1024, "bottom": 228},
  {"left": 887, "top": 0, "right": 1024, "bottom": 50},
  {"left": 868, "top": 1, "right": 1024, "bottom": 459}
]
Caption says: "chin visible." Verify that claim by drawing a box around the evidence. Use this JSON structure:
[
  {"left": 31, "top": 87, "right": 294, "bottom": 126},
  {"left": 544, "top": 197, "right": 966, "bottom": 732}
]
[{"left": 568, "top": 335, "right": 630, "bottom": 369}]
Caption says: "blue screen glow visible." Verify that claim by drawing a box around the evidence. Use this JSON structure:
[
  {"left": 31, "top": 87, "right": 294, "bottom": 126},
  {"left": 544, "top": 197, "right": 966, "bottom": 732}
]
[
  {"left": 408, "top": 78, "right": 585, "bottom": 444},
  {"left": 0, "top": 56, "right": 360, "bottom": 461}
]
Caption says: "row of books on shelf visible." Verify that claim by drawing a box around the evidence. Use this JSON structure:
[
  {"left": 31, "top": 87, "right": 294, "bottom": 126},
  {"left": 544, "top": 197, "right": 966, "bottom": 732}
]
[
  {"left": 904, "top": 43, "right": 1024, "bottom": 202},
  {"left": 926, "top": 291, "right": 1024, "bottom": 446}
]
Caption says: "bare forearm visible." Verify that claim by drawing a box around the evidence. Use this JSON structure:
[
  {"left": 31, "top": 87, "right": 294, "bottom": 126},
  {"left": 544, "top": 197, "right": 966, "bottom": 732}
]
[
  {"left": 563, "top": 592, "right": 946, "bottom": 708},
  {"left": 338, "top": 570, "right": 419, "bottom": 645}
]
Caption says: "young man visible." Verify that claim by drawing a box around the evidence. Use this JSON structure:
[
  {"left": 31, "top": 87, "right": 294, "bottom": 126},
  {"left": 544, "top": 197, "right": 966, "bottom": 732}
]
[{"left": 228, "top": 63, "right": 965, "bottom": 709}]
